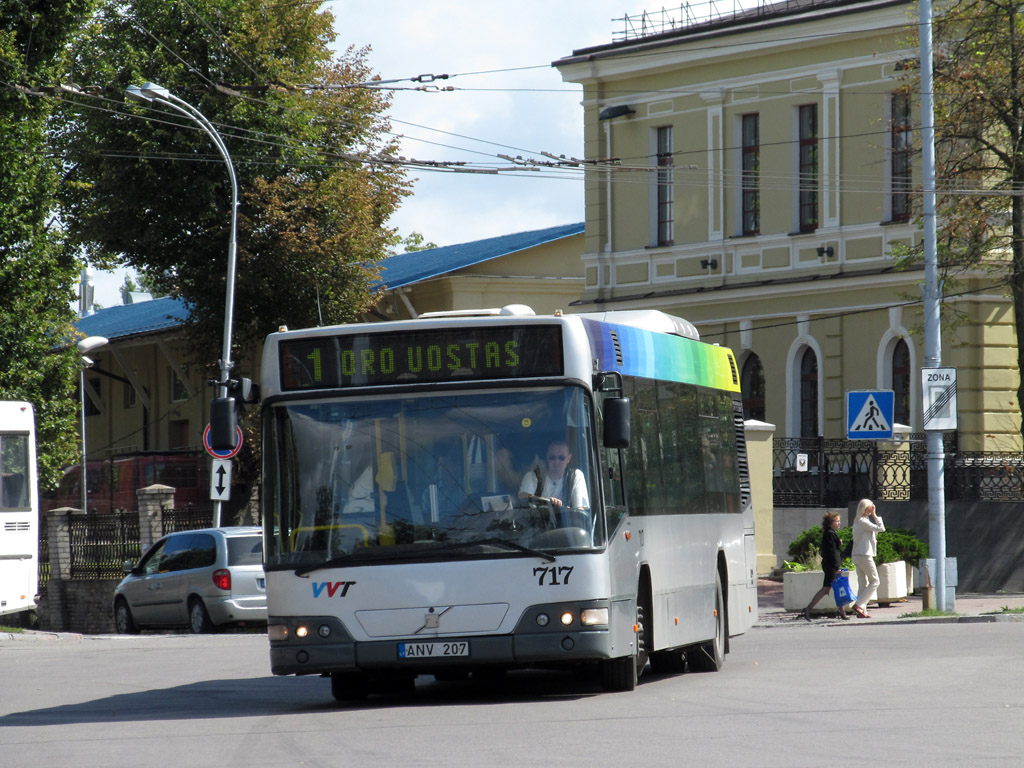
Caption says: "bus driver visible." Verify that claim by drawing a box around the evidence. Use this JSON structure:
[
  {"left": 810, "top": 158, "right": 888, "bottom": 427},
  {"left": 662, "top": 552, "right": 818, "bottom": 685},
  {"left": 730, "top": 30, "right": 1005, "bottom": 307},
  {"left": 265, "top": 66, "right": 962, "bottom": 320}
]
[{"left": 518, "top": 439, "right": 589, "bottom": 514}]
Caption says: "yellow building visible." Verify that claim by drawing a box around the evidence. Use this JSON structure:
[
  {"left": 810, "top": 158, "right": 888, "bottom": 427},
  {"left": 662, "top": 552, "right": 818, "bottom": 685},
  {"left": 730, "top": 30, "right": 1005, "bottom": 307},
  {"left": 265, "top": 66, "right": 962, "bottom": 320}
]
[{"left": 556, "top": 0, "right": 1018, "bottom": 450}]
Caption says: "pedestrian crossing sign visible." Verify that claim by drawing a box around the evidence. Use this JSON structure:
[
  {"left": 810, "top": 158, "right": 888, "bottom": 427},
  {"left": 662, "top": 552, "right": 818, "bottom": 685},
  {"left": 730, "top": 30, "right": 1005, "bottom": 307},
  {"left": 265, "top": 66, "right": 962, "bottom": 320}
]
[{"left": 846, "top": 390, "right": 894, "bottom": 440}]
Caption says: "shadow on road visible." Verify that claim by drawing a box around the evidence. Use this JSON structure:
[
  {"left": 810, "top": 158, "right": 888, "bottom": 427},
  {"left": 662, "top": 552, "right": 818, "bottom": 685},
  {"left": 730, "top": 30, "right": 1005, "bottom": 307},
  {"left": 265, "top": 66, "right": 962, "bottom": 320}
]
[{"left": 0, "top": 666, "right": 647, "bottom": 725}]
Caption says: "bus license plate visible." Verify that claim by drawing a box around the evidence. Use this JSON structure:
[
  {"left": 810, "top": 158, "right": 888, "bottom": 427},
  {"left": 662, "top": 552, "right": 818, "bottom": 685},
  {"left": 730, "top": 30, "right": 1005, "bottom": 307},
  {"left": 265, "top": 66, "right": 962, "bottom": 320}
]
[{"left": 398, "top": 641, "right": 469, "bottom": 659}]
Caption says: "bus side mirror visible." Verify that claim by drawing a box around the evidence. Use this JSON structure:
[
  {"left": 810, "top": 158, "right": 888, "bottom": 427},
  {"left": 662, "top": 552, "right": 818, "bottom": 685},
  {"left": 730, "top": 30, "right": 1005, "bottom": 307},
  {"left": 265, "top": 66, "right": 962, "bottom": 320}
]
[{"left": 603, "top": 397, "right": 630, "bottom": 449}]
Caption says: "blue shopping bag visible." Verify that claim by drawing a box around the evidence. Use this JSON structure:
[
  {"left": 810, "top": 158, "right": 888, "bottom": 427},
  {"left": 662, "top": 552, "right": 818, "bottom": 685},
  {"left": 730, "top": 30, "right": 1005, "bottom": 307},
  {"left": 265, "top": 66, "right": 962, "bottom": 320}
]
[{"left": 831, "top": 570, "right": 857, "bottom": 606}]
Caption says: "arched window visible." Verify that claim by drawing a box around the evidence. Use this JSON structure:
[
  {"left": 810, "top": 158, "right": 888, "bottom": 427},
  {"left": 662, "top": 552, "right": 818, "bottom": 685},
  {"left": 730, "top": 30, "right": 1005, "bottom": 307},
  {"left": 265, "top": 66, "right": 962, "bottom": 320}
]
[
  {"left": 800, "top": 347, "right": 818, "bottom": 438},
  {"left": 741, "top": 354, "right": 765, "bottom": 421},
  {"left": 892, "top": 338, "right": 911, "bottom": 425}
]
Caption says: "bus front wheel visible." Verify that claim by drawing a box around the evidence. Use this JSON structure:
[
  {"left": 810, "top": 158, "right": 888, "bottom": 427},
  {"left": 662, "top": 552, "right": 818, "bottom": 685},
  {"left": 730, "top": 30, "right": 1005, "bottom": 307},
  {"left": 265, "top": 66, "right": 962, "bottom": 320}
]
[
  {"left": 687, "top": 572, "right": 725, "bottom": 673},
  {"left": 600, "top": 652, "right": 637, "bottom": 692},
  {"left": 331, "top": 671, "right": 369, "bottom": 702}
]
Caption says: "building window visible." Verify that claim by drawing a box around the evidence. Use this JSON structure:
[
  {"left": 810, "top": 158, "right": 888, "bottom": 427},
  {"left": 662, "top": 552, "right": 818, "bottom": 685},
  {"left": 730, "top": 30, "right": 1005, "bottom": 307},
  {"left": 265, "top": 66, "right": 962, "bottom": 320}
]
[
  {"left": 169, "top": 419, "right": 190, "bottom": 449},
  {"left": 656, "top": 126, "right": 674, "bottom": 246},
  {"left": 123, "top": 382, "right": 136, "bottom": 409},
  {"left": 892, "top": 338, "right": 911, "bottom": 425},
  {"left": 741, "top": 114, "right": 760, "bottom": 235},
  {"left": 798, "top": 105, "right": 818, "bottom": 233},
  {"left": 799, "top": 347, "right": 818, "bottom": 438},
  {"left": 892, "top": 91, "right": 912, "bottom": 222},
  {"left": 741, "top": 354, "right": 766, "bottom": 422},
  {"left": 169, "top": 367, "right": 189, "bottom": 402}
]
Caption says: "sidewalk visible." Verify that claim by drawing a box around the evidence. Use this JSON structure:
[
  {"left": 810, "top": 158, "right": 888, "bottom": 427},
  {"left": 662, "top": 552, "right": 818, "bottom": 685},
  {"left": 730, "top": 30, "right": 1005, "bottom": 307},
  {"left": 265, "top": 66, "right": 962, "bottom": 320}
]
[{"left": 755, "top": 578, "right": 1024, "bottom": 627}]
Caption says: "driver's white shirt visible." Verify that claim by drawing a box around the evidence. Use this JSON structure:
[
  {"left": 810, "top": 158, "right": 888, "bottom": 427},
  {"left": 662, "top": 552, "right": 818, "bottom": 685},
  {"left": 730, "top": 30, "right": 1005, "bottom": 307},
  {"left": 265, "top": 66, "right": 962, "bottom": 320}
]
[{"left": 519, "top": 469, "right": 589, "bottom": 509}]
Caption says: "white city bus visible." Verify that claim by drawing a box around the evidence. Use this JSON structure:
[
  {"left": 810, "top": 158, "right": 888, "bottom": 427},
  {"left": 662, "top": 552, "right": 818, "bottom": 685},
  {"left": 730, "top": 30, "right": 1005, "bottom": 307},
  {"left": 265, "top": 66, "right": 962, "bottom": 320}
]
[
  {"left": 0, "top": 401, "right": 40, "bottom": 617},
  {"left": 260, "top": 307, "right": 757, "bottom": 699}
]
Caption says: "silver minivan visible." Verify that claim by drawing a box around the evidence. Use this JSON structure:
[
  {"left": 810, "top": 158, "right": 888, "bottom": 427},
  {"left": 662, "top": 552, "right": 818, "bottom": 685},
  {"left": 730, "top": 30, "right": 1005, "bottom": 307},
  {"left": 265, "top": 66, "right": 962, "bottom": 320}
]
[{"left": 113, "top": 526, "right": 266, "bottom": 633}]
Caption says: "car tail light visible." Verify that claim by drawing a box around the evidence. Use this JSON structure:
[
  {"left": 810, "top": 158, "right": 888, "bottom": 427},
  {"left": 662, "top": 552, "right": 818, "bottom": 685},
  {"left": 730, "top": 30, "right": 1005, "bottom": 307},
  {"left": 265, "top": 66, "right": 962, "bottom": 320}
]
[{"left": 213, "top": 569, "right": 231, "bottom": 590}]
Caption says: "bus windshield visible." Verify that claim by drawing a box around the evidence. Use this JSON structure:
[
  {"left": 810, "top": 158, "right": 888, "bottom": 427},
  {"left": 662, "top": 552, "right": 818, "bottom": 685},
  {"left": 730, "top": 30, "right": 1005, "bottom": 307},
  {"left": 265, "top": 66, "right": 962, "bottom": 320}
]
[{"left": 264, "top": 386, "right": 601, "bottom": 568}]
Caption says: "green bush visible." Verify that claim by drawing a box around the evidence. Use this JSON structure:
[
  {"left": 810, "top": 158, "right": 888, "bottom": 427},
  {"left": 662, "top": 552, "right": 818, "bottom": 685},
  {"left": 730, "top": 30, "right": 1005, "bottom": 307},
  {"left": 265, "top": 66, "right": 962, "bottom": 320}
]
[
  {"left": 787, "top": 525, "right": 852, "bottom": 569},
  {"left": 877, "top": 527, "right": 929, "bottom": 564},
  {"left": 787, "top": 523, "right": 928, "bottom": 568}
]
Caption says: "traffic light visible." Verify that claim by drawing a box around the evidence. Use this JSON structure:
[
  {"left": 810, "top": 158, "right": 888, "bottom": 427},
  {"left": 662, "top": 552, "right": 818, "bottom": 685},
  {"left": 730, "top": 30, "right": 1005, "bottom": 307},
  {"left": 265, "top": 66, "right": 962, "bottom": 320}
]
[{"left": 209, "top": 397, "right": 238, "bottom": 451}]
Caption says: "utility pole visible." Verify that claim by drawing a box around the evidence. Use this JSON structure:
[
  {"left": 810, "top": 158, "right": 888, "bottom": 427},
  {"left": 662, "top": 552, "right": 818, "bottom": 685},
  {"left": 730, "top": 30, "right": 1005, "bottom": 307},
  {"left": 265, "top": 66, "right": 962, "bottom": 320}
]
[{"left": 919, "top": 0, "right": 948, "bottom": 610}]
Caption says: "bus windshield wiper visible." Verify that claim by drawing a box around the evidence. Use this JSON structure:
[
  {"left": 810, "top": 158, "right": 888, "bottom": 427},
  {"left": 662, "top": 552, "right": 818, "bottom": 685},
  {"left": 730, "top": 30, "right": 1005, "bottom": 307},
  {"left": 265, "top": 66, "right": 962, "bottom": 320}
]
[
  {"left": 435, "top": 537, "right": 557, "bottom": 563},
  {"left": 293, "top": 547, "right": 410, "bottom": 576},
  {"left": 293, "top": 537, "right": 555, "bottom": 575}
]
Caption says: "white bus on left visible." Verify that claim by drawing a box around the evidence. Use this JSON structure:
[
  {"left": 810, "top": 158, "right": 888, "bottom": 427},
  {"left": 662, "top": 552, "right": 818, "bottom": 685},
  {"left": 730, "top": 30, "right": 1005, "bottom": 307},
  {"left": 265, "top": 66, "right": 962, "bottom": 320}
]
[{"left": 0, "top": 401, "right": 39, "bottom": 617}]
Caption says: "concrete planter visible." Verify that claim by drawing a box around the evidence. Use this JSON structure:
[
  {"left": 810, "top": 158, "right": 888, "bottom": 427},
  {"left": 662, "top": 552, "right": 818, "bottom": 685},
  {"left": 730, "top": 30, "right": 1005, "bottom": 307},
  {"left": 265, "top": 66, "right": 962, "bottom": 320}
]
[
  {"left": 783, "top": 570, "right": 851, "bottom": 613},
  {"left": 876, "top": 560, "right": 908, "bottom": 604}
]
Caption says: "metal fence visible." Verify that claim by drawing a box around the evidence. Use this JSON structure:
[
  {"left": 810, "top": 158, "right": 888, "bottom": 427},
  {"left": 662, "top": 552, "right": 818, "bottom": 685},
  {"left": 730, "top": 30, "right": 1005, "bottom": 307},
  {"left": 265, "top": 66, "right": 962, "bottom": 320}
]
[
  {"left": 39, "top": 505, "right": 216, "bottom": 588},
  {"left": 161, "top": 505, "right": 214, "bottom": 535},
  {"left": 772, "top": 434, "right": 1024, "bottom": 506},
  {"left": 68, "top": 511, "right": 142, "bottom": 580}
]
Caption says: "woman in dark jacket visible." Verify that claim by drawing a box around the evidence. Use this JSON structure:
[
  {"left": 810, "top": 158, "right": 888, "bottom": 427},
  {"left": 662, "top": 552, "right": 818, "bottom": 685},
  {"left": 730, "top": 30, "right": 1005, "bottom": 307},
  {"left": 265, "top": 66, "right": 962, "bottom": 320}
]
[{"left": 802, "top": 511, "right": 851, "bottom": 621}]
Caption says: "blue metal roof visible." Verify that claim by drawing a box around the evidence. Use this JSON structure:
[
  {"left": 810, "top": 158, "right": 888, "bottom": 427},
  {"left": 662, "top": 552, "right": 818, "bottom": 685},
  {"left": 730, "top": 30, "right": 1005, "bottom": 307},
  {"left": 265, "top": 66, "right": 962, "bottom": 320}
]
[
  {"left": 74, "top": 222, "right": 584, "bottom": 338},
  {"left": 76, "top": 296, "right": 190, "bottom": 341},
  {"left": 376, "top": 221, "right": 584, "bottom": 290}
]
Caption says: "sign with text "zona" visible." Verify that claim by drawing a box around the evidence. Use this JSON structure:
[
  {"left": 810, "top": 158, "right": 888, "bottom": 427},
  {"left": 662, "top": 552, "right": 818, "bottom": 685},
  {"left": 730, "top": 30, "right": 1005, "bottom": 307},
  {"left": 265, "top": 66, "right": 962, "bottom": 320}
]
[{"left": 922, "top": 367, "right": 957, "bottom": 431}]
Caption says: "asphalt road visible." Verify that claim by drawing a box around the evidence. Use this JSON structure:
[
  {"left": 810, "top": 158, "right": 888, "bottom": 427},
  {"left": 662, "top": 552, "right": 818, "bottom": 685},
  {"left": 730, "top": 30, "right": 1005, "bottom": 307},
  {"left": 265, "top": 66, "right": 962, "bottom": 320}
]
[{"left": 1, "top": 621, "right": 1022, "bottom": 768}]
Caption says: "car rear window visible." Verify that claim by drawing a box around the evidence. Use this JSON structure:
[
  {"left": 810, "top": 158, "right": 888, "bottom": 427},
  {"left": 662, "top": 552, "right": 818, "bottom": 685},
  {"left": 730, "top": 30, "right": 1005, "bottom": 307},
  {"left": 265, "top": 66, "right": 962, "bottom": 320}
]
[{"left": 227, "top": 535, "right": 263, "bottom": 566}]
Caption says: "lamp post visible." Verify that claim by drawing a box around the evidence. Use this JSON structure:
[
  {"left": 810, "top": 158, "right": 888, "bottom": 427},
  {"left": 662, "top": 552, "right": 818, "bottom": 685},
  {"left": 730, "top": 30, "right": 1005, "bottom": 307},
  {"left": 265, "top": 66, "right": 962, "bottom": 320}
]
[
  {"left": 77, "top": 336, "right": 108, "bottom": 513},
  {"left": 126, "top": 82, "right": 239, "bottom": 526}
]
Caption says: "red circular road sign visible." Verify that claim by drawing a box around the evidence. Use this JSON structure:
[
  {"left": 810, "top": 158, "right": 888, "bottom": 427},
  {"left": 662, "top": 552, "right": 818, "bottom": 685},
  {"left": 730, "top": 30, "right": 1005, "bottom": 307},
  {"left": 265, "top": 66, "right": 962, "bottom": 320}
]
[{"left": 203, "top": 424, "right": 243, "bottom": 459}]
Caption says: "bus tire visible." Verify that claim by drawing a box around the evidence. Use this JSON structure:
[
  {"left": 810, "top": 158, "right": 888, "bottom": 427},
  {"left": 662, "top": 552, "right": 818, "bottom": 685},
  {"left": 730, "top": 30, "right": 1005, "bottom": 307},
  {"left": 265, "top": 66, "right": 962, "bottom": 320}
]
[
  {"left": 114, "top": 598, "right": 139, "bottom": 634},
  {"left": 331, "top": 671, "right": 369, "bottom": 702},
  {"left": 687, "top": 572, "right": 725, "bottom": 673},
  {"left": 602, "top": 593, "right": 643, "bottom": 691},
  {"left": 601, "top": 652, "right": 637, "bottom": 692}
]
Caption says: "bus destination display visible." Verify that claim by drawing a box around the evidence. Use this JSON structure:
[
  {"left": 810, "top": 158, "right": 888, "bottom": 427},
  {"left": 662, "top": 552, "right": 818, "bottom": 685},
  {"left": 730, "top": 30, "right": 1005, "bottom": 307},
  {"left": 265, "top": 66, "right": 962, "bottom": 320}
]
[{"left": 279, "top": 325, "right": 564, "bottom": 390}]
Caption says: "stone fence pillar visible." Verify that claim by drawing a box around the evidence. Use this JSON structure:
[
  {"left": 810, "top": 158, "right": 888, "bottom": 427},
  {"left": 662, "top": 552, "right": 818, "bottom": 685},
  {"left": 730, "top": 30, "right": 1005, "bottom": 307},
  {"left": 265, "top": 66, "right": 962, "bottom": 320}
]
[
  {"left": 136, "top": 484, "right": 176, "bottom": 551},
  {"left": 744, "top": 419, "right": 777, "bottom": 576}
]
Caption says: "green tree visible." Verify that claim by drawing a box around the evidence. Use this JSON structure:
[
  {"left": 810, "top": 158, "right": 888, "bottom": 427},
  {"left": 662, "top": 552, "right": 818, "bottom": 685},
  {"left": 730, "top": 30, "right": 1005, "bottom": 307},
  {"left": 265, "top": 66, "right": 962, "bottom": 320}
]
[
  {"left": 903, "top": 0, "right": 1024, "bottom": 438},
  {"left": 55, "top": 0, "right": 408, "bottom": 372},
  {"left": 119, "top": 271, "right": 167, "bottom": 303},
  {"left": 0, "top": 1, "right": 94, "bottom": 490},
  {"left": 52, "top": 0, "right": 408, "bottom": 511},
  {"left": 389, "top": 231, "right": 438, "bottom": 254}
]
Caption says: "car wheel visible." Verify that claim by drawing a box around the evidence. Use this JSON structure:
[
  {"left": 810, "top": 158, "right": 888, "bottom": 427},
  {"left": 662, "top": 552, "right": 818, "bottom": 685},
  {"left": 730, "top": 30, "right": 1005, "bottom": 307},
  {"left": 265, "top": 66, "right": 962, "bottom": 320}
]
[
  {"left": 114, "top": 598, "right": 139, "bottom": 634},
  {"left": 188, "top": 598, "right": 215, "bottom": 634}
]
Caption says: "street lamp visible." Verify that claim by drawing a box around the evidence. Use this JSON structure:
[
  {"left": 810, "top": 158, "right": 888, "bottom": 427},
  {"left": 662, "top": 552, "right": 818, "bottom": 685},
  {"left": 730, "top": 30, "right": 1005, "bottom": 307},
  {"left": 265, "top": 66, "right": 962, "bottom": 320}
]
[
  {"left": 126, "top": 82, "right": 239, "bottom": 526},
  {"left": 77, "top": 336, "right": 108, "bottom": 513}
]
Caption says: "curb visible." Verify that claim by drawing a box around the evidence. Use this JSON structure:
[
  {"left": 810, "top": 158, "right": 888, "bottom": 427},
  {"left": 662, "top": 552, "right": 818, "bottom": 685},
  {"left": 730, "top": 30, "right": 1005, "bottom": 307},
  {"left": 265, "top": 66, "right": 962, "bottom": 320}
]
[{"left": 0, "top": 630, "right": 84, "bottom": 642}]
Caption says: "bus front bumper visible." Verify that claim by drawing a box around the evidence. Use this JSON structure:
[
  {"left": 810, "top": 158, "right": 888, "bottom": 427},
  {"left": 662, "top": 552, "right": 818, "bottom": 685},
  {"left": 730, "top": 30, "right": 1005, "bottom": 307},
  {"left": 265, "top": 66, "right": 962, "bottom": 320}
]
[{"left": 268, "top": 608, "right": 614, "bottom": 676}]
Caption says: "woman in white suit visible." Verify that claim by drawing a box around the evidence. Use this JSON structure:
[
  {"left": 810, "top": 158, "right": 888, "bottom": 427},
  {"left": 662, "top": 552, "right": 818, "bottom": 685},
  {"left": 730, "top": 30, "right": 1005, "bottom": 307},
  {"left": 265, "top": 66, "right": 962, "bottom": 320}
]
[{"left": 852, "top": 498, "right": 885, "bottom": 618}]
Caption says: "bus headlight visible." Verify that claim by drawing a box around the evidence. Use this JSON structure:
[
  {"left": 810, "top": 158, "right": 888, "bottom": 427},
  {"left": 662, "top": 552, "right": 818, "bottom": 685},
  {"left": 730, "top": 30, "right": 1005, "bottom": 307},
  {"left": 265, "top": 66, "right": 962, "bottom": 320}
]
[
  {"left": 560, "top": 611, "right": 574, "bottom": 626},
  {"left": 580, "top": 608, "right": 609, "bottom": 626},
  {"left": 268, "top": 624, "right": 289, "bottom": 642}
]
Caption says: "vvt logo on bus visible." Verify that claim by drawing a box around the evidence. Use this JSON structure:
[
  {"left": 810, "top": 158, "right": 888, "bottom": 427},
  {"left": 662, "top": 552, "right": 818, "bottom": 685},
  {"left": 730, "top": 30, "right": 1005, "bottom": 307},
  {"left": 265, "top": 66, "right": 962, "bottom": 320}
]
[{"left": 311, "top": 581, "right": 356, "bottom": 598}]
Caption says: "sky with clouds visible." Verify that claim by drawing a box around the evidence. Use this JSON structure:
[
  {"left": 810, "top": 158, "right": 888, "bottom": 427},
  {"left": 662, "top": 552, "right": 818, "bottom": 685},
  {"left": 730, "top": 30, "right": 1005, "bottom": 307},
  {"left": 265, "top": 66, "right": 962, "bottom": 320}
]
[{"left": 90, "top": 1, "right": 688, "bottom": 305}]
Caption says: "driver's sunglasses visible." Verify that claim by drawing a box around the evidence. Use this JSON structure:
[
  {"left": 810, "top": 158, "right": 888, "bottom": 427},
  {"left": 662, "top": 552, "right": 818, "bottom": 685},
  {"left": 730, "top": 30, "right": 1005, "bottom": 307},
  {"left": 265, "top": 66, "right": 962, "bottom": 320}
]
[{"left": 547, "top": 454, "right": 567, "bottom": 461}]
